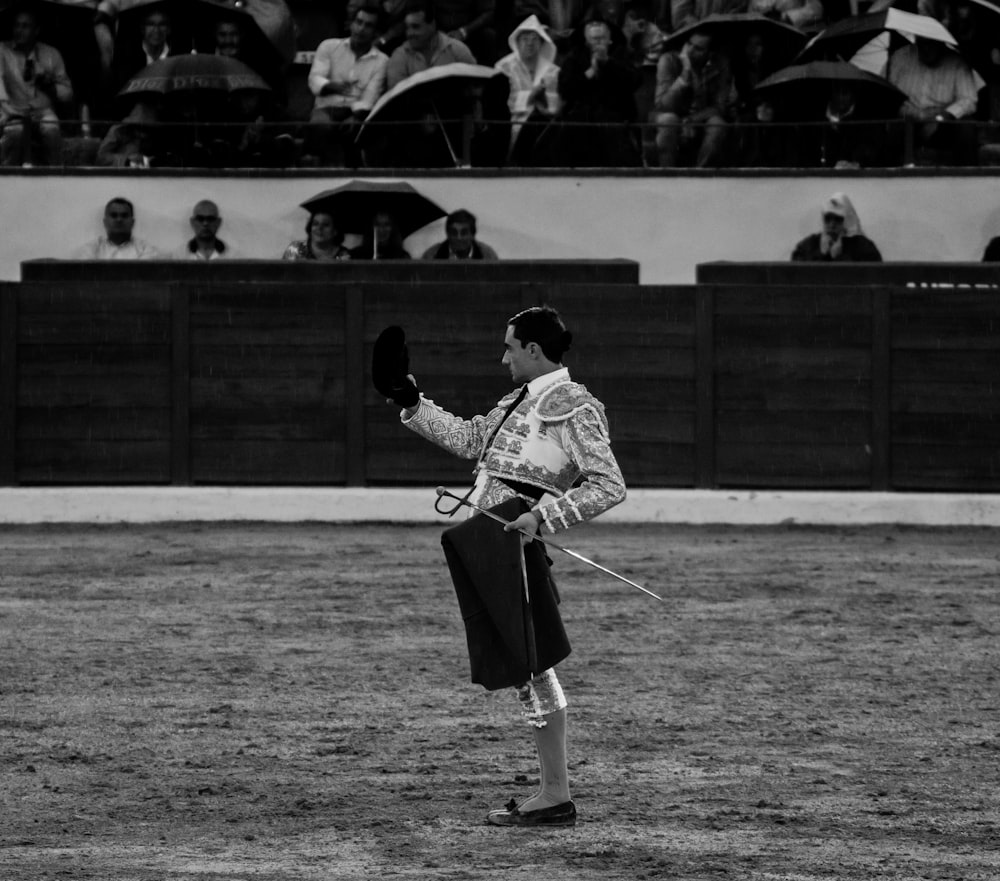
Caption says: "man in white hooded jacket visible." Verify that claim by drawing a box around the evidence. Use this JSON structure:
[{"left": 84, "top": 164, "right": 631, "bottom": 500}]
[{"left": 495, "top": 15, "right": 561, "bottom": 164}]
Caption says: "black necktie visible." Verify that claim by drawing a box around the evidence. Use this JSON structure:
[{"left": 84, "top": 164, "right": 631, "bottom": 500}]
[
  {"left": 481, "top": 385, "right": 527, "bottom": 460},
  {"left": 23, "top": 57, "right": 35, "bottom": 83}
]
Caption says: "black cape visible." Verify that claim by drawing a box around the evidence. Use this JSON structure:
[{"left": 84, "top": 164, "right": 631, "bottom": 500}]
[{"left": 441, "top": 498, "right": 571, "bottom": 691}]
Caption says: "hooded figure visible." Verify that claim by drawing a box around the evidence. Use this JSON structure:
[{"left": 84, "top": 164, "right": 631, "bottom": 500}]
[
  {"left": 495, "top": 15, "right": 561, "bottom": 164},
  {"left": 791, "top": 192, "right": 883, "bottom": 263}
]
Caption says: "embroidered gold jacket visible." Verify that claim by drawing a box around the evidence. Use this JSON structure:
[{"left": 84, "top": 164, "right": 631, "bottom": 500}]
[{"left": 403, "top": 375, "right": 626, "bottom": 532}]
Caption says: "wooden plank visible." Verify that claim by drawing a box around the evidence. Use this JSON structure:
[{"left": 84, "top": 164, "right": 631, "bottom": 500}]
[
  {"left": 344, "top": 286, "right": 365, "bottom": 486},
  {"left": 870, "top": 288, "right": 891, "bottom": 491},
  {"left": 18, "top": 375, "right": 173, "bottom": 408},
  {"left": 891, "top": 445, "right": 1000, "bottom": 491},
  {"left": 191, "top": 441, "right": 343, "bottom": 484},
  {"left": 0, "top": 284, "right": 17, "bottom": 485},
  {"left": 190, "top": 347, "right": 346, "bottom": 377},
  {"left": 16, "top": 441, "right": 171, "bottom": 484},
  {"left": 716, "top": 443, "right": 872, "bottom": 488},
  {"left": 891, "top": 350, "right": 1000, "bottom": 383},
  {"left": 892, "top": 413, "right": 1000, "bottom": 445},
  {"left": 714, "top": 287, "right": 872, "bottom": 316},
  {"left": 714, "top": 315, "right": 873, "bottom": 347},
  {"left": 17, "top": 407, "right": 171, "bottom": 440},
  {"left": 715, "top": 411, "right": 870, "bottom": 445},
  {"left": 19, "top": 314, "right": 172, "bottom": 345},
  {"left": 892, "top": 382, "right": 1000, "bottom": 414},
  {"left": 14, "top": 286, "right": 172, "bottom": 313},
  {"left": 716, "top": 382, "right": 871, "bottom": 411},
  {"left": 16, "top": 344, "right": 171, "bottom": 373},
  {"left": 190, "top": 376, "right": 345, "bottom": 407},
  {"left": 171, "top": 287, "right": 191, "bottom": 486},
  {"left": 695, "top": 285, "right": 715, "bottom": 488}
]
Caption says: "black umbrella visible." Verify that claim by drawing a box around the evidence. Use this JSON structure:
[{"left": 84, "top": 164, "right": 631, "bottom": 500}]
[
  {"left": 796, "top": 8, "right": 957, "bottom": 64},
  {"left": 356, "top": 63, "right": 506, "bottom": 167},
  {"left": 754, "top": 60, "right": 908, "bottom": 116},
  {"left": 300, "top": 180, "right": 447, "bottom": 240},
  {"left": 117, "top": 53, "right": 272, "bottom": 101},
  {"left": 659, "top": 12, "right": 809, "bottom": 63}
]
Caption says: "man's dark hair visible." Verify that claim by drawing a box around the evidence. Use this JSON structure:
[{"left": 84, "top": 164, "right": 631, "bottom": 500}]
[
  {"left": 508, "top": 305, "right": 572, "bottom": 363},
  {"left": 446, "top": 208, "right": 476, "bottom": 234},
  {"left": 354, "top": 1, "right": 384, "bottom": 25},
  {"left": 403, "top": 0, "right": 436, "bottom": 24},
  {"left": 105, "top": 197, "right": 135, "bottom": 216}
]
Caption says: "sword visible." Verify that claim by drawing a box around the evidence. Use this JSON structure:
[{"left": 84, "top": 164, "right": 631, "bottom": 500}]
[{"left": 435, "top": 487, "right": 663, "bottom": 602}]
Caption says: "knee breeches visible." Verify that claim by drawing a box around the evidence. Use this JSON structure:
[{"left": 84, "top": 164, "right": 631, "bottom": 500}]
[{"left": 515, "top": 668, "right": 567, "bottom": 727}]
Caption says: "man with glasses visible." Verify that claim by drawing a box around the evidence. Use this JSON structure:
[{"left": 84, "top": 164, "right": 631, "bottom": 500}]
[
  {"left": 73, "top": 197, "right": 162, "bottom": 260},
  {"left": 0, "top": 8, "right": 73, "bottom": 167},
  {"left": 176, "top": 200, "right": 233, "bottom": 260}
]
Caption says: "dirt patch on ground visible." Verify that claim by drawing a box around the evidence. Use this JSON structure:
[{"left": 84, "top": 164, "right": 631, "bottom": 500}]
[{"left": 1, "top": 522, "right": 998, "bottom": 880}]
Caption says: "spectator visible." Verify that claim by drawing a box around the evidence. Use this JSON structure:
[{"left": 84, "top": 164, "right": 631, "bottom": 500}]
[
  {"left": 494, "top": 14, "right": 560, "bottom": 164},
  {"left": 282, "top": 211, "right": 353, "bottom": 261},
  {"left": 888, "top": 37, "right": 984, "bottom": 165},
  {"left": 176, "top": 200, "right": 234, "bottom": 260},
  {"left": 385, "top": 0, "right": 476, "bottom": 91},
  {"left": 653, "top": 28, "right": 731, "bottom": 168},
  {"left": 351, "top": 210, "right": 411, "bottom": 258},
  {"left": 303, "top": 3, "right": 388, "bottom": 167},
  {"left": 511, "top": 0, "right": 587, "bottom": 50},
  {"left": 433, "top": 0, "right": 497, "bottom": 65},
  {"left": 72, "top": 197, "right": 162, "bottom": 259},
  {"left": 538, "top": 18, "right": 642, "bottom": 166},
  {"left": 95, "top": 100, "right": 175, "bottom": 167},
  {"left": 422, "top": 208, "right": 500, "bottom": 258},
  {"left": 791, "top": 192, "right": 882, "bottom": 262},
  {"left": 748, "top": 0, "right": 824, "bottom": 31},
  {"left": 0, "top": 8, "right": 73, "bottom": 167},
  {"left": 670, "top": 0, "right": 747, "bottom": 33},
  {"left": 109, "top": 5, "right": 183, "bottom": 93}
]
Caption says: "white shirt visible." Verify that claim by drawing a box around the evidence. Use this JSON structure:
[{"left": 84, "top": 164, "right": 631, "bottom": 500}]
[
  {"left": 72, "top": 236, "right": 161, "bottom": 260},
  {"left": 309, "top": 38, "right": 388, "bottom": 114}
]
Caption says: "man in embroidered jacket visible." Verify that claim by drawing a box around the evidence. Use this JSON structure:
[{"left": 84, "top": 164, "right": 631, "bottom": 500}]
[{"left": 396, "top": 305, "right": 626, "bottom": 827}]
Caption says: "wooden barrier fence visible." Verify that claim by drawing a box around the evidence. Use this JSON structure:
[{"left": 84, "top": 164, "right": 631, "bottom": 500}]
[{"left": 1, "top": 271, "right": 998, "bottom": 491}]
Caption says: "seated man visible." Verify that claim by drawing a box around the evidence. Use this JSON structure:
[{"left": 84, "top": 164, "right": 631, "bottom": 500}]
[
  {"left": 72, "top": 197, "right": 162, "bottom": 260},
  {"left": 304, "top": 2, "right": 388, "bottom": 167},
  {"left": 0, "top": 8, "right": 73, "bottom": 167},
  {"left": 109, "top": 5, "right": 183, "bottom": 92},
  {"left": 536, "top": 19, "right": 642, "bottom": 167},
  {"left": 653, "top": 28, "right": 732, "bottom": 168},
  {"left": 888, "top": 37, "right": 984, "bottom": 166},
  {"left": 175, "top": 200, "right": 234, "bottom": 260},
  {"left": 422, "top": 209, "right": 499, "bottom": 259},
  {"left": 385, "top": 0, "right": 476, "bottom": 90}
]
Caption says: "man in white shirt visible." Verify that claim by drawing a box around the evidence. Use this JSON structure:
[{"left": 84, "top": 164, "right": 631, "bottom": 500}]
[
  {"left": 73, "top": 197, "right": 161, "bottom": 260},
  {"left": 175, "top": 200, "right": 233, "bottom": 260},
  {"left": 302, "top": 2, "right": 388, "bottom": 167}
]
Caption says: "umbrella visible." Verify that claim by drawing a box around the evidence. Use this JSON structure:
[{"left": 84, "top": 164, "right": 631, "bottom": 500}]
[
  {"left": 659, "top": 12, "right": 809, "bottom": 63},
  {"left": 300, "top": 180, "right": 447, "bottom": 240},
  {"left": 754, "top": 60, "right": 908, "bottom": 116},
  {"left": 357, "top": 63, "right": 506, "bottom": 167},
  {"left": 796, "top": 9, "right": 957, "bottom": 65},
  {"left": 117, "top": 53, "right": 271, "bottom": 101}
]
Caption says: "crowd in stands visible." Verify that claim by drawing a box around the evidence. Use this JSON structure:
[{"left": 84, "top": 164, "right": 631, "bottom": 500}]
[
  {"left": 2, "top": 0, "right": 999, "bottom": 168},
  {"left": 70, "top": 191, "right": 1000, "bottom": 260},
  {"left": 71, "top": 196, "right": 503, "bottom": 261}
]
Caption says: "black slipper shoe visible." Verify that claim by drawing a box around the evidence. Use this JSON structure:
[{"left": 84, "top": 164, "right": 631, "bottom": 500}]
[{"left": 486, "top": 798, "right": 577, "bottom": 828}]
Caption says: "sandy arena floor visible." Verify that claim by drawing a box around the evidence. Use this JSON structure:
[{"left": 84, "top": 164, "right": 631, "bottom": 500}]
[{"left": 1, "top": 522, "right": 998, "bottom": 880}]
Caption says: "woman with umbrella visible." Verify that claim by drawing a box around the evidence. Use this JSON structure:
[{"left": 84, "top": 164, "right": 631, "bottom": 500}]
[
  {"left": 282, "top": 210, "right": 353, "bottom": 261},
  {"left": 350, "top": 210, "right": 411, "bottom": 259}
]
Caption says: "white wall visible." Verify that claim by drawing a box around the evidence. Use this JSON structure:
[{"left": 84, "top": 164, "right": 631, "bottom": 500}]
[{"left": 3, "top": 172, "right": 1000, "bottom": 283}]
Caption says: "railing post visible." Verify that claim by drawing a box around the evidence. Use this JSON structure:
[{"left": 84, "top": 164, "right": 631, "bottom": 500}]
[
  {"left": 170, "top": 285, "right": 191, "bottom": 485},
  {"left": 344, "top": 285, "right": 366, "bottom": 486},
  {"left": 870, "top": 286, "right": 891, "bottom": 491},
  {"left": 695, "top": 285, "right": 716, "bottom": 489},
  {"left": 0, "top": 284, "right": 17, "bottom": 486}
]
